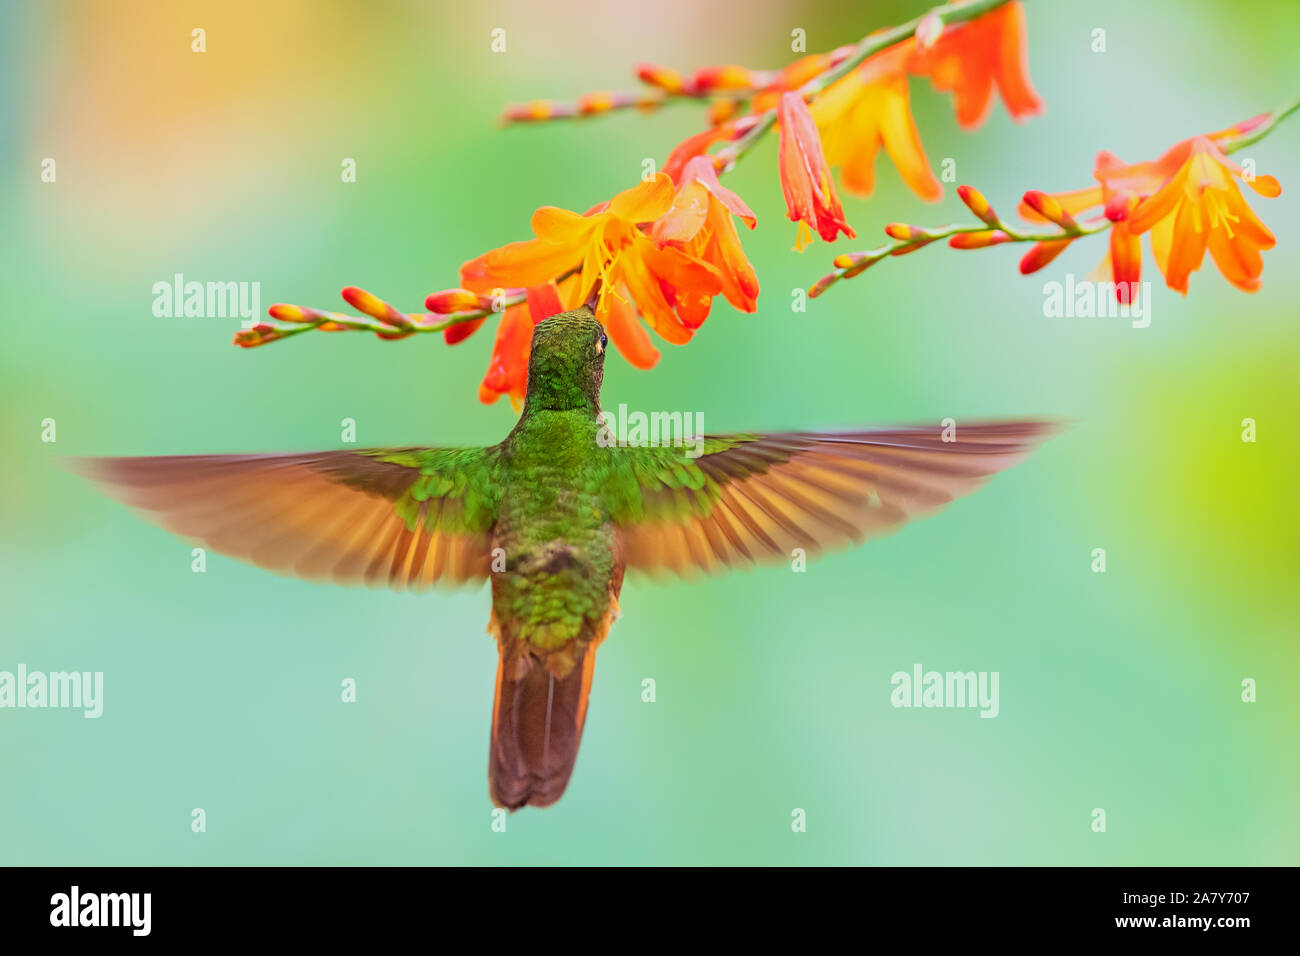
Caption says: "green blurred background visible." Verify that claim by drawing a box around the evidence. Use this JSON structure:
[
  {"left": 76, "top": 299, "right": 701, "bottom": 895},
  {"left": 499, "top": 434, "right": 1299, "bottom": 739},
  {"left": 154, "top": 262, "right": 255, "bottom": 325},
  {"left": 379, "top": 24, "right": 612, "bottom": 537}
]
[{"left": 1, "top": 0, "right": 1296, "bottom": 865}]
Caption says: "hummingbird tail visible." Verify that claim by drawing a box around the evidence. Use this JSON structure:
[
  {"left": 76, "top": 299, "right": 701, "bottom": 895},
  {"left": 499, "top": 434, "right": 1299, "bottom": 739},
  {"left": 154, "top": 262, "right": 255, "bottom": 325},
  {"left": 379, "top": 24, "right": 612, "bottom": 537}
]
[{"left": 489, "top": 641, "right": 598, "bottom": 811}]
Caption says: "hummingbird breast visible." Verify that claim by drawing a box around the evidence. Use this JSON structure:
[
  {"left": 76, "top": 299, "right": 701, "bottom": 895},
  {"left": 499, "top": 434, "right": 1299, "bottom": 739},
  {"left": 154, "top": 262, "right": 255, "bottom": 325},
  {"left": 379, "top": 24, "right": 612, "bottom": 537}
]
[{"left": 489, "top": 410, "right": 624, "bottom": 669}]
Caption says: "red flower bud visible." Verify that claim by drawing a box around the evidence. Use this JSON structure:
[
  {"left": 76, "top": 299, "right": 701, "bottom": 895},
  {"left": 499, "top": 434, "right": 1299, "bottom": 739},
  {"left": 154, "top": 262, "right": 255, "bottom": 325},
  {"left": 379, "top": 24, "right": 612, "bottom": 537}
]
[{"left": 1018, "top": 238, "right": 1074, "bottom": 274}]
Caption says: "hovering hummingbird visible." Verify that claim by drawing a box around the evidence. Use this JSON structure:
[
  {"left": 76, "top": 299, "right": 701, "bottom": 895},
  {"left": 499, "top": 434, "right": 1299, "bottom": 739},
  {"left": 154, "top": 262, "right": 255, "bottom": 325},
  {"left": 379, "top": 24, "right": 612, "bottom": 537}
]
[{"left": 78, "top": 307, "right": 1055, "bottom": 810}]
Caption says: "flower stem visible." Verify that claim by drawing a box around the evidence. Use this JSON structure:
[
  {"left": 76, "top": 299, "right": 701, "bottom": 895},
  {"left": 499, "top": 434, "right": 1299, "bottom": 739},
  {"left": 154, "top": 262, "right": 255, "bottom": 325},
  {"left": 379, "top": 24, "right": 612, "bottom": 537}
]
[
  {"left": 810, "top": 214, "right": 1111, "bottom": 298},
  {"left": 1221, "top": 94, "right": 1300, "bottom": 153},
  {"left": 811, "top": 92, "right": 1300, "bottom": 299},
  {"left": 246, "top": 0, "right": 1023, "bottom": 348},
  {"left": 717, "top": 0, "right": 1017, "bottom": 169}
]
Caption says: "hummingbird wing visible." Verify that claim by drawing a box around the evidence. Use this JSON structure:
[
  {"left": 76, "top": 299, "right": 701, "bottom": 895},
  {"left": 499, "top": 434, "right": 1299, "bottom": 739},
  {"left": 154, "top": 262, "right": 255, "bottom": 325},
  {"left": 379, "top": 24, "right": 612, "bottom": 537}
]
[
  {"left": 74, "top": 447, "right": 501, "bottom": 589},
  {"left": 605, "top": 421, "right": 1057, "bottom": 577}
]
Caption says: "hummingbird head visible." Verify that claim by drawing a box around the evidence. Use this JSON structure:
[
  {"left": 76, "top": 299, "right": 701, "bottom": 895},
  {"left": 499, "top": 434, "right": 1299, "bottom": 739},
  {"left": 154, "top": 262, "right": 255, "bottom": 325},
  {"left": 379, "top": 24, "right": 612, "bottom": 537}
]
[{"left": 524, "top": 306, "right": 607, "bottom": 413}]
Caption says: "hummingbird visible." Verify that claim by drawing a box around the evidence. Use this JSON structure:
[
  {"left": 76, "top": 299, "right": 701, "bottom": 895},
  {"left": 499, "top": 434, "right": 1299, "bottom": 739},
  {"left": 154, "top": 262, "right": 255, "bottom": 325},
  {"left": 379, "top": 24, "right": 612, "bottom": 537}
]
[{"left": 77, "top": 307, "right": 1055, "bottom": 810}]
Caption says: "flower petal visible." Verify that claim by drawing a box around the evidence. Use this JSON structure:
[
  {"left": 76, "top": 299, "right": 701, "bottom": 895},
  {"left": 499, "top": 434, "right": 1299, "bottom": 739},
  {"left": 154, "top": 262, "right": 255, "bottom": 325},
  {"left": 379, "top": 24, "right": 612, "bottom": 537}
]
[
  {"left": 1161, "top": 198, "right": 1208, "bottom": 294},
  {"left": 875, "top": 71, "right": 942, "bottom": 201},
  {"left": 1207, "top": 223, "right": 1263, "bottom": 292},
  {"left": 463, "top": 237, "right": 579, "bottom": 291},
  {"left": 1246, "top": 174, "right": 1282, "bottom": 198},
  {"left": 525, "top": 282, "right": 565, "bottom": 324},
  {"left": 992, "top": 2, "right": 1042, "bottom": 120},
  {"left": 607, "top": 173, "right": 676, "bottom": 222},
  {"left": 479, "top": 303, "right": 533, "bottom": 405},
  {"left": 681, "top": 155, "right": 757, "bottom": 228},
  {"left": 1126, "top": 165, "right": 1186, "bottom": 235},
  {"left": 599, "top": 287, "right": 661, "bottom": 369},
  {"left": 531, "top": 206, "right": 597, "bottom": 243},
  {"left": 652, "top": 180, "right": 710, "bottom": 246},
  {"left": 615, "top": 252, "right": 692, "bottom": 345},
  {"left": 1109, "top": 222, "right": 1142, "bottom": 303}
]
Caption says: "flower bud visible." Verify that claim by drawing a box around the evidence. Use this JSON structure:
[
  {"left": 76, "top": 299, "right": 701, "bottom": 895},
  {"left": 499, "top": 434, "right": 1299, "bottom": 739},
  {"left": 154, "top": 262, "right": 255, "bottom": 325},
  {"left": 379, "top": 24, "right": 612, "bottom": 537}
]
[
  {"left": 636, "top": 63, "right": 687, "bottom": 93},
  {"left": 1022, "top": 190, "right": 1079, "bottom": 229},
  {"left": 1018, "top": 238, "right": 1073, "bottom": 275},
  {"left": 342, "top": 286, "right": 412, "bottom": 329},
  {"left": 425, "top": 289, "right": 490, "bottom": 314},
  {"left": 949, "top": 230, "right": 1012, "bottom": 249},
  {"left": 957, "top": 185, "right": 1000, "bottom": 226}
]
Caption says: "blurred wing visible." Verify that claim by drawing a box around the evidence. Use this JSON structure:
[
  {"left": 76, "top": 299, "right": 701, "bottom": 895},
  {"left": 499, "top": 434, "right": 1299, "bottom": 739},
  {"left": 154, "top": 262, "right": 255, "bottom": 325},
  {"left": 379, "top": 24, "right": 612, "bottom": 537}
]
[
  {"left": 74, "top": 447, "right": 500, "bottom": 590},
  {"left": 606, "top": 422, "right": 1057, "bottom": 577}
]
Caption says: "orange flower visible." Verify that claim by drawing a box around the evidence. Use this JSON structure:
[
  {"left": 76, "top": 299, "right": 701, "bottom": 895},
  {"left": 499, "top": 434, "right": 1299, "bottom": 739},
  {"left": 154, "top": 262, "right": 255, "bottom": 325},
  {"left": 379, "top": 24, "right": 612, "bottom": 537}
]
[
  {"left": 461, "top": 174, "right": 728, "bottom": 358},
  {"left": 1019, "top": 123, "right": 1281, "bottom": 295},
  {"left": 777, "top": 91, "right": 856, "bottom": 250},
  {"left": 653, "top": 156, "right": 759, "bottom": 316},
  {"left": 1125, "top": 137, "right": 1280, "bottom": 293},
  {"left": 1016, "top": 150, "right": 1175, "bottom": 285},
  {"left": 907, "top": 1, "right": 1041, "bottom": 129},
  {"left": 810, "top": 41, "right": 942, "bottom": 201}
]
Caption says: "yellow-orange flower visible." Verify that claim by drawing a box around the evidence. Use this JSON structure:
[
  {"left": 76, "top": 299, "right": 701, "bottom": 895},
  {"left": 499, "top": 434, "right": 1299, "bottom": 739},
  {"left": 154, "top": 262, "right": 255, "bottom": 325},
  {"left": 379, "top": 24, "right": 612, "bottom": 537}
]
[
  {"left": 1019, "top": 121, "right": 1281, "bottom": 295},
  {"left": 810, "top": 41, "right": 942, "bottom": 201},
  {"left": 461, "top": 173, "right": 762, "bottom": 374},
  {"left": 907, "top": 1, "right": 1041, "bottom": 129},
  {"left": 1125, "top": 137, "right": 1280, "bottom": 293},
  {"left": 1016, "top": 149, "right": 1176, "bottom": 286}
]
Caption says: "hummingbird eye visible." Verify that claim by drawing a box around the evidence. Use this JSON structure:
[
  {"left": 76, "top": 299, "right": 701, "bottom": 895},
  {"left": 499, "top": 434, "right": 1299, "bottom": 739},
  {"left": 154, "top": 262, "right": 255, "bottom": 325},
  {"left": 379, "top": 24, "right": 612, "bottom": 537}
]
[{"left": 596, "top": 332, "right": 607, "bottom": 355}]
